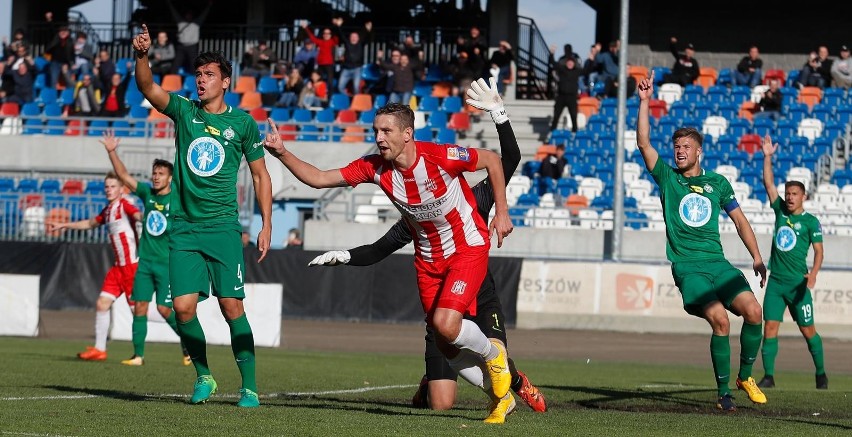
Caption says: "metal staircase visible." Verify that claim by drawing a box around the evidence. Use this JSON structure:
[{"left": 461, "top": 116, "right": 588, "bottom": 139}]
[{"left": 515, "top": 16, "right": 553, "bottom": 100}]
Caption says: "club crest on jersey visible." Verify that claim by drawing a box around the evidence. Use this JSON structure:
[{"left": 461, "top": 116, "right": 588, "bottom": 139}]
[
  {"left": 446, "top": 146, "right": 470, "bottom": 161},
  {"left": 451, "top": 280, "right": 467, "bottom": 295},
  {"left": 703, "top": 184, "right": 713, "bottom": 193},
  {"left": 424, "top": 178, "right": 437, "bottom": 192},
  {"left": 678, "top": 192, "right": 712, "bottom": 227},
  {"left": 775, "top": 226, "right": 797, "bottom": 252},
  {"left": 223, "top": 127, "right": 235, "bottom": 140},
  {"left": 146, "top": 210, "right": 168, "bottom": 236},
  {"left": 187, "top": 137, "right": 225, "bottom": 177}
]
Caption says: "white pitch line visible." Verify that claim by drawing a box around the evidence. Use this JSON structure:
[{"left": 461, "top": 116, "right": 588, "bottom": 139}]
[
  {"left": 637, "top": 383, "right": 712, "bottom": 389},
  {"left": 0, "top": 384, "right": 418, "bottom": 401},
  {"left": 1, "top": 432, "right": 78, "bottom": 437}
]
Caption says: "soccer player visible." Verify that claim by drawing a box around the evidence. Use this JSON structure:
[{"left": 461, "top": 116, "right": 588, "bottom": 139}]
[
  {"left": 132, "top": 24, "right": 273, "bottom": 408},
  {"left": 99, "top": 130, "right": 190, "bottom": 367},
  {"left": 636, "top": 71, "right": 768, "bottom": 412},
  {"left": 47, "top": 172, "right": 141, "bottom": 361},
  {"left": 308, "top": 105, "right": 547, "bottom": 412},
  {"left": 757, "top": 135, "right": 827, "bottom": 390},
  {"left": 263, "top": 77, "right": 516, "bottom": 423}
]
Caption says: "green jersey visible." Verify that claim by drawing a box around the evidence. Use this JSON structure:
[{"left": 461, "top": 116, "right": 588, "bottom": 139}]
[
  {"left": 649, "top": 156, "right": 737, "bottom": 263},
  {"left": 162, "top": 93, "right": 264, "bottom": 223},
  {"left": 767, "top": 197, "right": 822, "bottom": 281},
  {"left": 134, "top": 182, "right": 172, "bottom": 262}
]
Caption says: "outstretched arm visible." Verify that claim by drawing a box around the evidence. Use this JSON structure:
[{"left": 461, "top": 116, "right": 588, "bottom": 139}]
[
  {"left": 47, "top": 217, "right": 99, "bottom": 232},
  {"left": 101, "top": 130, "right": 138, "bottom": 192},
  {"left": 132, "top": 24, "right": 170, "bottom": 112},
  {"left": 263, "top": 119, "right": 348, "bottom": 188},
  {"left": 636, "top": 70, "right": 660, "bottom": 171},
  {"left": 309, "top": 219, "right": 412, "bottom": 267},
  {"left": 761, "top": 134, "right": 779, "bottom": 204}
]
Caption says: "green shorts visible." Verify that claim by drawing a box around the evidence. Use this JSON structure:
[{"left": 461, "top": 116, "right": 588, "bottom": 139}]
[
  {"left": 131, "top": 259, "right": 172, "bottom": 307},
  {"left": 671, "top": 259, "right": 753, "bottom": 317},
  {"left": 169, "top": 220, "right": 245, "bottom": 302},
  {"left": 763, "top": 275, "right": 814, "bottom": 326}
]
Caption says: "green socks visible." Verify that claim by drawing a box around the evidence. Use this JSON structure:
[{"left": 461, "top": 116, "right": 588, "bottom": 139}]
[
  {"left": 807, "top": 333, "right": 826, "bottom": 375},
  {"left": 761, "top": 336, "right": 778, "bottom": 377},
  {"left": 710, "top": 334, "right": 731, "bottom": 396},
  {"left": 132, "top": 315, "right": 147, "bottom": 357},
  {"left": 738, "top": 322, "right": 763, "bottom": 380},
  {"left": 164, "top": 310, "right": 180, "bottom": 336},
  {"left": 228, "top": 314, "right": 257, "bottom": 392},
  {"left": 177, "top": 316, "right": 209, "bottom": 376}
]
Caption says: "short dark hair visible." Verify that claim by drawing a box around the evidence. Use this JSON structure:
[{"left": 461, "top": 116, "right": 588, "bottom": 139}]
[
  {"left": 376, "top": 103, "right": 415, "bottom": 130},
  {"left": 152, "top": 159, "right": 174, "bottom": 175},
  {"left": 194, "top": 51, "right": 232, "bottom": 79},
  {"left": 105, "top": 171, "right": 123, "bottom": 185},
  {"left": 672, "top": 127, "right": 703, "bottom": 147},
  {"left": 785, "top": 180, "right": 806, "bottom": 194}
]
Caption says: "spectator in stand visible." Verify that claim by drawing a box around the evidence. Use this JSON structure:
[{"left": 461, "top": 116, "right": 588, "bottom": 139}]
[
  {"left": 581, "top": 43, "right": 602, "bottom": 94},
  {"left": 166, "top": 0, "right": 212, "bottom": 74},
  {"left": 98, "top": 69, "right": 133, "bottom": 118},
  {"left": 360, "top": 19, "right": 375, "bottom": 44},
  {"left": 2, "top": 28, "right": 29, "bottom": 60},
  {"left": 733, "top": 45, "right": 763, "bottom": 88},
  {"left": 830, "top": 45, "right": 852, "bottom": 89},
  {"left": 44, "top": 17, "right": 74, "bottom": 89},
  {"left": 549, "top": 45, "right": 592, "bottom": 134},
  {"left": 338, "top": 31, "right": 364, "bottom": 95},
  {"left": 539, "top": 144, "right": 566, "bottom": 181},
  {"left": 488, "top": 41, "right": 514, "bottom": 96},
  {"left": 149, "top": 31, "right": 175, "bottom": 76},
  {"left": 275, "top": 68, "right": 305, "bottom": 108},
  {"left": 69, "top": 73, "right": 101, "bottom": 116},
  {"left": 463, "top": 25, "right": 488, "bottom": 65},
  {"left": 378, "top": 48, "right": 416, "bottom": 105},
  {"left": 595, "top": 40, "right": 620, "bottom": 97},
  {"left": 293, "top": 39, "right": 317, "bottom": 77},
  {"left": 450, "top": 51, "right": 483, "bottom": 99},
  {"left": 662, "top": 37, "right": 699, "bottom": 87},
  {"left": 798, "top": 46, "right": 832, "bottom": 89},
  {"left": 73, "top": 31, "right": 94, "bottom": 78},
  {"left": 95, "top": 49, "right": 116, "bottom": 96},
  {"left": 241, "top": 40, "right": 278, "bottom": 80},
  {"left": 299, "top": 70, "right": 328, "bottom": 109},
  {"left": 401, "top": 35, "right": 426, "bottom": 80},
  {"left": 5, "top": 57, "right": 36, "bottom": 105},
  {"left": 300, "top": 21, "right": 339, "bottom": 85},
  {"left": 284, "top": 228, "right": 303, "bottom": 249},
  {"left": 753, "top": 79, "right": 782, "bottom": 121}
]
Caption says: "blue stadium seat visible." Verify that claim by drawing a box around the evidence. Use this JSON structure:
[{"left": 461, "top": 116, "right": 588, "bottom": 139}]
[
  {"left": 315, "top": 108, "right": 336, "bottom": 123},
  {"left": 426, "top": 110, "right": 449, "bottom": 129},
  {"left": 730, "top": 86, "right": 751, "bottom": 104},
  {"left": 23, "top": 118, "right": 43, "bottom": 134},
  {"left": 715, "top": 69, "right": 734, "bottom": 88},
  {"left": 291, "top": 108, "right": 313, "bottom": 123},
  {"left": 516, "top": 192, "right": 540, "bottom": 206},
  {"left": 44, "top": 119, "right": 66, "bottom": 135},
  {"left": 590, "top": 195, "right": 613, "bottom": 210},
  {"left": 257, "top": 76, "right": 281, "bottom": 94},
  {"left": 42, "top": 103, "right": 62, "bottom": 117},
  {"left": 87, "top": 119, "right": 110, "bottom": 137},
  {"left": 726, "top": 118, "right": 750, "bottom": 139},
  {"left": 417, "top": 95, "right": 439, "bottom": 112},
  {"left": 40, "top": 179, "right": 61, "bottom": 193},
  {"left": 269, "top": 108, "right": 291, "bottom": 123},
  {"left": 414, "top": 128, "right": 433, "bottom": 141},
  {"left": 182, "top": 75, "right": 196, "bottom": 95},
  {"left": 651, "top": 66, "right": 670, "bottom": 85},
  {"left": 810, "top": 103, "right": 835, "bottom": 122},
  {"left": 112, "top": 120, "right": 132, "bottom": 137},
  {"left": 16, "top": 178, "right": 39, "bottom": 193},
  {"left": 373, "top": 94, "right": 388, "bottom": 109},
  {"left": 33, "top": 57, "right": 49, "bottom": 73},
  {"left": 556, "top": 177, "right": 578, "bottom": 197},
  {"left": 57, "top": 88, "right": 75, "bottom": 107},
  {"left": 435, "top": 128, "right": 456, "bottom": 144},
  {"left": 822, "top": 88, "right": 845, "bottom": 107},
  {"left": 509, "top": 206, "right": 529, "bottom": 227},
  {"left": 0, "top": 178, "right": 14, "bottom": 192},
  {"left": 21, "top": 102, "right": 41, "bottom": 116},
  {"left": 522, "top": 160, "right": 541, "bottom": 178},
  {"left": 360, "top": 63, "right": 382, "bottom": 82},
  {"left": 36, "top": 87, "right": 58, "bottom": 105},
  {"left": 358, "top": 108, "right": 376, "bottom": 124},
  {"left": 328, "top": 93, "right": 351, "bottom": 112},
  {"left": 128, "top": 105, "right": 150, "bottom": 119},
  {"left": 440, "top": 96, "right": 462, "bottom": 113},
  {"left": 296, "top": 125, "right": 320, "bottom": 141},
  {"left": 412, "top": 82, "right": 433, "bottom": 98},
  {"left": 1, "top": 193, "right": 20, "bottom": 230},
  {"left": 224, "top": 92, "right": 240, "bottom": 107},
  {"left": 751, "top": 118, "right": 775, "bottom": 137},
  {"left": 33, "top": 73, "right": 47, "bottom": 91},
  {"left": 85, "top": 180, "right": 105, "bottom": 195}
]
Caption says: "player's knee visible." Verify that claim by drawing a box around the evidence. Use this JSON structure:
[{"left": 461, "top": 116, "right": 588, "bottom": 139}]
[
  {"left": 706, "top": 313, "right": 730, "bottom": 334},
  {"left": 741, "top": 304, "right": 762, "bottom": 325},
  {"left": 156, "top": 305, "right": 172, "bottom": 318},
  {"left": 429, "top": 399, "right": 455, "bottom": 410},
  {"left": 134, "top": 301, "right": 149, "bottom": 316}
]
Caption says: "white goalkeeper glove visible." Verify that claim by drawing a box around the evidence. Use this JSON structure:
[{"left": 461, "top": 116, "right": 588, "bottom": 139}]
[
  {"left": 308, "top": 250, "right": 351, "bottom": 266},
  {"left": 465, "top": 76, "right": 509, "bottom": 124}
]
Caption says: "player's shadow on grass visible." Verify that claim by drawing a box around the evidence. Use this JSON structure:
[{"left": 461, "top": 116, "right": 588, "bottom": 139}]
[
  {"left": 264, "top": 394, "right": 476, "bottom": 420},
  {"left": 43, "top": 385, "right": 186, "bottom": 404},
  {"left": 550, "top": 383, "right": 710, "bottom": 411}
]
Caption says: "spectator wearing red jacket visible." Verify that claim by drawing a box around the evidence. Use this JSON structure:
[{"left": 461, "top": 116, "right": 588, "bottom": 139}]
[{"left": 300, "top": 20, "right": 339, "bottom": 85}]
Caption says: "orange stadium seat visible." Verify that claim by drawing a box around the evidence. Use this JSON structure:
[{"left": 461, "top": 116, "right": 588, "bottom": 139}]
[
  {"left": 341, "top": 126, "right": 366, "bottom": 142},
  {"left": 431, "top": 81, "right": 453, "bottom": 98},
  {"left": 565, "top": 194, "right": 589, "bottom": 216},
  {"left": 695, "top": 67, "right": 718, "bottom": 90},
  {"left": 628, "top": 65, "right": 649, "bottom": 85},
  {"left": 233, "top": 76, "right": 257, "bottom": 94},
  {"left": 534, "top": 144, "right": 557, "bottom": 161},
  {"left": 239, "top": 91, "right": 263, "bottom": 110},
  {"left": 798, "top": 86, "right": 822, "bottom": 110},
  {"left": 160, "top": 74, "right": 183, "bottom": 92},
  {"left": 577, "top": 96, "right": 600, "bottom": 119},
  {"left": 349, "top": 93, "right": 373, "bottom": 112},
  {"left": 738, "top": 101, "right": 757, "bottom": 121}
]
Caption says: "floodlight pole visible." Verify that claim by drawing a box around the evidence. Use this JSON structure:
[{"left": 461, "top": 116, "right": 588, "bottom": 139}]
[{"left": 611, "top": 0, "right": 630, "bottom": 261}]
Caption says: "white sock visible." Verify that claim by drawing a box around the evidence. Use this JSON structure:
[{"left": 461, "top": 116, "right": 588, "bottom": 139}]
[
  {"left": 447, "top": 350, "right": 492, "bottom": 392},
  {"left": 95, "top": 310, "right": 110, "bottom": 351},
  {"left": 450, "top": 319, "right": 498, "bottom": 360}
]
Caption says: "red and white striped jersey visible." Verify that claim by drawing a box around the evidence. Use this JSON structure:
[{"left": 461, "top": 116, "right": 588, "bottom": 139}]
[
  {"left": 341, "top": 141, "right": 489, "bottom": 262},
  {"left": 95, "top": 197, "right": 140, "bottom": 266}
]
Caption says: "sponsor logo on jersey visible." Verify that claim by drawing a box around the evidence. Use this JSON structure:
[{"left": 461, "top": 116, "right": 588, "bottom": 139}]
[
  {"left": 205, "top": 125, "right": 221, "bottom": 136},
  {"left": 451, "top": 280, "right": 467, "bottom": 295},
  {"left": 678, "top": 192, "right": 712, "bottom": 227},
  {"left": 223, "top": 127, "right": 235, "bottom": 140},
  {"left": 703, "top": 184, "right": 714, "bottom": 193},
  {"left": 775, "top": 226, "right": 797, "bottom": 252},
  {"left": 616, "top": 273, "right": 654, "bottom": 310},
  {"left": 689, "top": 185, "right": 704, "bottom": 193},
  {"left": 146, "top": 210, "right": 168, "bottom": 236},
  {"left": 187, "top": 137, "right": 225, "bottom": 177}
]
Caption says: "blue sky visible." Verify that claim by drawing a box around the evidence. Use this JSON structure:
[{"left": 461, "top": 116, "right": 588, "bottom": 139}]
[{"left": 0, "top": 0, "right": 595, "bottom": 59}]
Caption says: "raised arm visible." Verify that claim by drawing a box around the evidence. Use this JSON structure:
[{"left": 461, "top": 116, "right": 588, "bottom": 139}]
[
  {"left": 636, "top": 70, "right": 660, "bottom": 171},
  {"left": 761, "top": 134, "right": 779, "bottom": 204},
  {"left": 262, "top": 119, "right": 348, "bottom": 188},
  {"left": 728, "top": 207, "right": 767, "bottom": 287},
  {"left": 132, "top": 24, "right": 170, "bottom": 112},
  {"left": 248, "top": 157, "right": 273, "bottom": 262},
  {"left": 100, "top": 130, "right": 138, "bottom": 192},
  {"left": 47, "top": 216, "right": 99, "bottom": 232}
]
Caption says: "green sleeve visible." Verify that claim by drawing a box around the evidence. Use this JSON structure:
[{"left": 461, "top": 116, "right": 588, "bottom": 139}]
[
  {"left": 648, "top": 155, "right": 671, "bottom": 186},
  {"left": 242, "top": 118, "right": 264, "bottom": 163},
  {"left": 810, "top": 217, "right": 824, "bottom": 243},
  {"left": 134, "top": 181, "right": 151, "bottom": 201},
  {"left": 161, "top": 93, "right": 190, "bottom": 120},
  {"left": 718, "top": 177, "right": 737, "bottom": 210}
]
